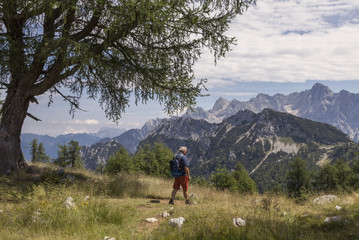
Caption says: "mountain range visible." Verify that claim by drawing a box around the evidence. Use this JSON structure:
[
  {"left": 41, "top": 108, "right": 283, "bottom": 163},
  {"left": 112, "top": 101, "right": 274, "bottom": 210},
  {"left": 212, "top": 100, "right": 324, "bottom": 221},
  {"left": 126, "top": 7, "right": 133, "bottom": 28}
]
[
  {"left": 183, "top": 83, "right": 359, "bottom": 142},
  {"left": 142, "top": 108, "right": 353, "bottom": 192},
  {"left": 21, "top": 119, "right": 163, "bottom": 161}
]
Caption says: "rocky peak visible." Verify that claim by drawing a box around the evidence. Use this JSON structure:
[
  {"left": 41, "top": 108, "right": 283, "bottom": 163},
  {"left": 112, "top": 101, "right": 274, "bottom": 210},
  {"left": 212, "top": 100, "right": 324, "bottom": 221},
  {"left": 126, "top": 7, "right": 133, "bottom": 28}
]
[
  {"left": 212, "top": 97, "right": 230, "bottom": 112},
  {"left": 310, "top": 83, "right": 334, "bottom": 103},
  {"left": 141, "top": 118, "right": 163, "bottom": 137},
  {"left": 223, "top": 109, "right": 258, "bottom": 126}
]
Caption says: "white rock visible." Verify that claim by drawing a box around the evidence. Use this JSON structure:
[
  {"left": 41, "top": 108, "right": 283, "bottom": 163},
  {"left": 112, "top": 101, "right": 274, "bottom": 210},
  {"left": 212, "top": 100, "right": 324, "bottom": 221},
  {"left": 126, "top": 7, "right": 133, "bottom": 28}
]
[
  {"left": 233, "top": 217, "right": 246, "bottom": 227},
  {"left": 0, "top": 209, "right": 3, "bottom": 213},
  {"left": 313, "top": 195, "right": 339, "bottom": 205},
  {"left": 162, "top": 211, "right": 170, "bottom": 218},
  {"left": 103, "top": 237, "right": 115, "bottom": 240},
  {"left": 32, "top": 210, "right": 41, "bottom": 222},
  {"left": 190, "top": 193, "right": 198, "bottom": 199},
  {"left": 169, "top": 217, "right": 185, "bottom": 229},
  {"left": 335, "top": 205, "right": 342, "bottom": 210},
  {"left": 146, "top": 217, "right": 158, "bottom": 223},
  {"left": 64, "top": 196, "right": 76, "bottom": 209},
  {"left": 84, "top": 195, "right": 90, "bottom": 201},
  {"left": 324, "top": 216, "right": 342, "bottom": 223}
]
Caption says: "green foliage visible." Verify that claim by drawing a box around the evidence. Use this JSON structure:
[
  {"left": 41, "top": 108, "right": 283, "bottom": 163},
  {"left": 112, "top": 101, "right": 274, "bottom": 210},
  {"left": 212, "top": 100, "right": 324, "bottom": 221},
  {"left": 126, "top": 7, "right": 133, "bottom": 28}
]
[
  {"left": 30, "top": 139, "right": 50, "bottom": 163},
  {"left": 211, "top": 167, "right": 238, "bottom": 192},
  {"left": 350, "top": 154, "right": 359, "bottom": 189},
  {"left": 334, "top": 159, "right": 352, "bottom": 190},
  {"left": 313, "top": 163, "right": 338, "bottom": 192},
  {"left": 232, "top": 162, "right": 258, "bottom": 194},
  {"left": 191, "top": 176, "right": 211, "bottom": 187},
  {"left": 134, "top": 141, "right": 174, "bottom": 178},
  {"left": 104, "top": 140, "right": 174, "bottom": 178},
  {"left": 95, "top": 163, "right": 106, "bottom": 174},
  {"left": 105, "top": 147, "right": 135, "bottom": 175},
  {"left": 286, "top": 157, "right": 311, "bottom": 200},
  {"left": 313, "top": 158, "right": 354, "bottom": 192},
  {"left": 54, "top": 140, "right": 84, "bottom": 169},
  {"left": 211, "top": 163, "right": 257, "bottom": 193}
]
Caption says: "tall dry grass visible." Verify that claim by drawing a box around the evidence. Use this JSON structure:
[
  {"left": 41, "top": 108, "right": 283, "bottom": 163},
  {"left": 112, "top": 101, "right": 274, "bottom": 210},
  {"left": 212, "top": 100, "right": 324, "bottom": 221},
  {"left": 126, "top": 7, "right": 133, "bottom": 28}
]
[{"left": 0, "top": 163, "right": 359, "bottom": 240}]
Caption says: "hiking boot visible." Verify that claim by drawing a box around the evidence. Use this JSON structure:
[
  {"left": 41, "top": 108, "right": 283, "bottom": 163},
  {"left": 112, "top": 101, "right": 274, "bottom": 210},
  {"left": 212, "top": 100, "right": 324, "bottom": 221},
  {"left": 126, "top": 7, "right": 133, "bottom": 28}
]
[
  {"left": 185, "top": 199, "right": 192, "bottom": 205},
  {"left": 169, "top": 199, "right": 174, "bottom": 205}
]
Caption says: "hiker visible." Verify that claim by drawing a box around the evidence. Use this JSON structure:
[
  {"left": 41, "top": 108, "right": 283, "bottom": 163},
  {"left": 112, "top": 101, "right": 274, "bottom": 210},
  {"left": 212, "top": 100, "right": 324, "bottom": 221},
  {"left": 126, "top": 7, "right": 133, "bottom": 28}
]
[{"left": 169, "top": 146, "right": 191, "bottom": 205}]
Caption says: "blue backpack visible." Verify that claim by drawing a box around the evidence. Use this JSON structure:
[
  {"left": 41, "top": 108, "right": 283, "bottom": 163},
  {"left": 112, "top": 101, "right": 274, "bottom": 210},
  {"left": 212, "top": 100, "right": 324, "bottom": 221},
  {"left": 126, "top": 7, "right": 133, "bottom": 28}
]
[{"left": 170, "top": 153, "right": 184, "bottom": 178}]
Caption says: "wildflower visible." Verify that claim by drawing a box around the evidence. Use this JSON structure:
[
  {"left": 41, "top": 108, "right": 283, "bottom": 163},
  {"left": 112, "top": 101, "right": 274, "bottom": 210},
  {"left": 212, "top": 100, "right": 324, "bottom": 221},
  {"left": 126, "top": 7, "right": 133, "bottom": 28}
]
[{"left": 40, "top": 200, "right": 47, "bottom": 207}]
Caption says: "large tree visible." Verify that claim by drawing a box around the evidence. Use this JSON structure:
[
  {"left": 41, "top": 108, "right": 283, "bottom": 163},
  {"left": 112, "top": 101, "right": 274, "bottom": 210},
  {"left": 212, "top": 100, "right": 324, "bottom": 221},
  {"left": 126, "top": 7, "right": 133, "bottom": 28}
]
[{"left": 0, "top": 0, "right": 254, "bottom": 174}]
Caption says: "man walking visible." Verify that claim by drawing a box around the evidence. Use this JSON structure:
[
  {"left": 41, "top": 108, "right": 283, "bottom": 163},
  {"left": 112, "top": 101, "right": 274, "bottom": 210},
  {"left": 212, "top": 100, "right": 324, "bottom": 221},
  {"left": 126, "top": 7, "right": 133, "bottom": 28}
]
[{"left": 169, "top": 146, "right": 191, "bottom": 205}]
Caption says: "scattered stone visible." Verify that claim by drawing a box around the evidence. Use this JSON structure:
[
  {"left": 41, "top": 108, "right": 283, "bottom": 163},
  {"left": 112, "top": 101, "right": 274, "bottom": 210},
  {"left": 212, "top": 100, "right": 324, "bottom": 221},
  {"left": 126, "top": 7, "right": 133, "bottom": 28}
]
[
  {"left": 281, "top": 212, "right": 287, "bottom": 216},
  {"left": 84, "top": 196, "right": 90, "bottom": 201},
  {"left": 32, "top": 209, "right": 41, "bottom": 223},
  {"left": 162, "top": 211, "right": 170, "bottom": 218},
  {"left": 190, "top": 193, "right": 198, "bottom": 199},
  {"left": 313, "top": 195, "right": 339, "bottom": 205},
  {"left": 64, "top": 196, "right": 76, "bottom": 209},
  {"left": 185, "top": 199, "right": 197, "bottom": 205},
  {"left": 0, "top": 209, "right": 3, "bottom": 213},
  {"left": 146, "top": 217, "right": 158, "bottom": 223},
  {"left": 169, "top": 217, "right": 185, "bottom": 229},
  {"left": 324, "top": 216, "right": 342, "bottom": 223},
  {"left": 104, "top": 237, "right": 115, "bottom": 240},
  {"left": 233, "top": 217, "right": 246, "bottom": 227},
  {"left": 335, "top": 206, "right": 342, "bottom": 210},
  {"left": 325, "top": 216, "right": 350, "bottom": 224},
  {"left": 150, "top": 199, "right": 160, "bottom": 203}
]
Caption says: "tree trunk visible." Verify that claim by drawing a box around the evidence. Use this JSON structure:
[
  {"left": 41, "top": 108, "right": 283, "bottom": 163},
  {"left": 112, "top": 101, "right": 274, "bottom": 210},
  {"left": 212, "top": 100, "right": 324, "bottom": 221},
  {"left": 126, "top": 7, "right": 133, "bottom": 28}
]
[{"left": 0, "top": 88, "right": 30, "bottom": 175}]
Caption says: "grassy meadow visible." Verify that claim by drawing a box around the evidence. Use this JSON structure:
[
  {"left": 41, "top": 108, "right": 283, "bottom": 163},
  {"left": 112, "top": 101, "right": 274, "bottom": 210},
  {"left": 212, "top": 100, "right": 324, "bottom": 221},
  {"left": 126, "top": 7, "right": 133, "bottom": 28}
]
[{"left": 1, "top": 162, "right": 359, "bottom": 240}]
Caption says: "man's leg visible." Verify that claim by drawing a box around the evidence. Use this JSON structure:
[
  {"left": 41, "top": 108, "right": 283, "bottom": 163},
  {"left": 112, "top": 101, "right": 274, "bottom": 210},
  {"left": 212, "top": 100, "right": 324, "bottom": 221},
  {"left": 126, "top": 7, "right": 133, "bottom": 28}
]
[
  {"left": 183, "top": 189, "right": 188, "bottom": 200},
  {"left": 169, "top": 189, "right": 177, "bottom": 204},
  {"left": 182, "top": 176, "right": 191, "bottom": 204},
  {"left": 171, "top": 189, "right": 178, "bottom": 200}
]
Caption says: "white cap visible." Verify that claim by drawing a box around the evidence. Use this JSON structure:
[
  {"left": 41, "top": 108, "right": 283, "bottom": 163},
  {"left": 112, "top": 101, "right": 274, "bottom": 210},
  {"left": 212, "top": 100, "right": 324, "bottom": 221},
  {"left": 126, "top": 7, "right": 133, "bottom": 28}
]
[{"left": 179, "top": 146, "right": 187, "bottom": 152}]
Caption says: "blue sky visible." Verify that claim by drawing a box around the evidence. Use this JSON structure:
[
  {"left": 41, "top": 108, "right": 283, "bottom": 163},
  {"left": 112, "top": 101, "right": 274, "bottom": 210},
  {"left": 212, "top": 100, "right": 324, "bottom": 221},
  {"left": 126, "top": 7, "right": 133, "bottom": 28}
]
[{"left": 21, "top": 0, "right": 359, "bottom": 136}]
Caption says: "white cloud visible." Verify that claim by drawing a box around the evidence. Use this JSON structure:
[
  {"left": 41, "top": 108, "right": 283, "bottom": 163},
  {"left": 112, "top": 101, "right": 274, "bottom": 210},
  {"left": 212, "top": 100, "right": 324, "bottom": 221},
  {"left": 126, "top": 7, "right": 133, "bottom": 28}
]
[
  {"left": 63, "top": 126, "right": 90, "bottom": 135},
  {"left": 217, "top": 92, "right": 257, "bottom": 97},
  {"left": 195, "top": 0, "right": 359, "bottom": 86},
  {"left": 73, "top": 119, "right": 99, "bottom": 125},
  {"left": 50, "top": 119, "right": 99, "bottom": 125}
]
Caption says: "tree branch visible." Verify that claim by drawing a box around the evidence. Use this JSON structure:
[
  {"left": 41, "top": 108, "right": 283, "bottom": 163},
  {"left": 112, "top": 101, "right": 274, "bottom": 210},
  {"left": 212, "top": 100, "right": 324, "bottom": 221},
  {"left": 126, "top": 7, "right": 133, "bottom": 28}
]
[
  {"left": 53, "top": 86, "right": 86, "bottom": 112},
  {"left": 26, "top": 112, "right": 42, "bottom": 121},
  {"left": 71, "top": 3, "right": 104, "bottom": 41},
  {"left": 0, "top": 82, "right": 9, "bottom": 88}
]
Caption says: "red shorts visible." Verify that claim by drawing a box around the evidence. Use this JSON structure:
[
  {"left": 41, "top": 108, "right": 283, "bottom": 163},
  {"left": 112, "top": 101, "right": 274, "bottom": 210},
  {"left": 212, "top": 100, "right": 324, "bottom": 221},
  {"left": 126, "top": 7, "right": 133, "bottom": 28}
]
[{"left": 173, "top": 175, "right": 189, "bottom": 191}]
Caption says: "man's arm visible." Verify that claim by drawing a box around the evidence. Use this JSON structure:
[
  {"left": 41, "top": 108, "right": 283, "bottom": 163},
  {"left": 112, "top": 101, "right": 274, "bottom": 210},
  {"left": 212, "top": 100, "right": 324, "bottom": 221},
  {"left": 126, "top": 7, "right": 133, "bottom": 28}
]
[{"left": 184, "top": 167, "right": 190, "bottom": 180}]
